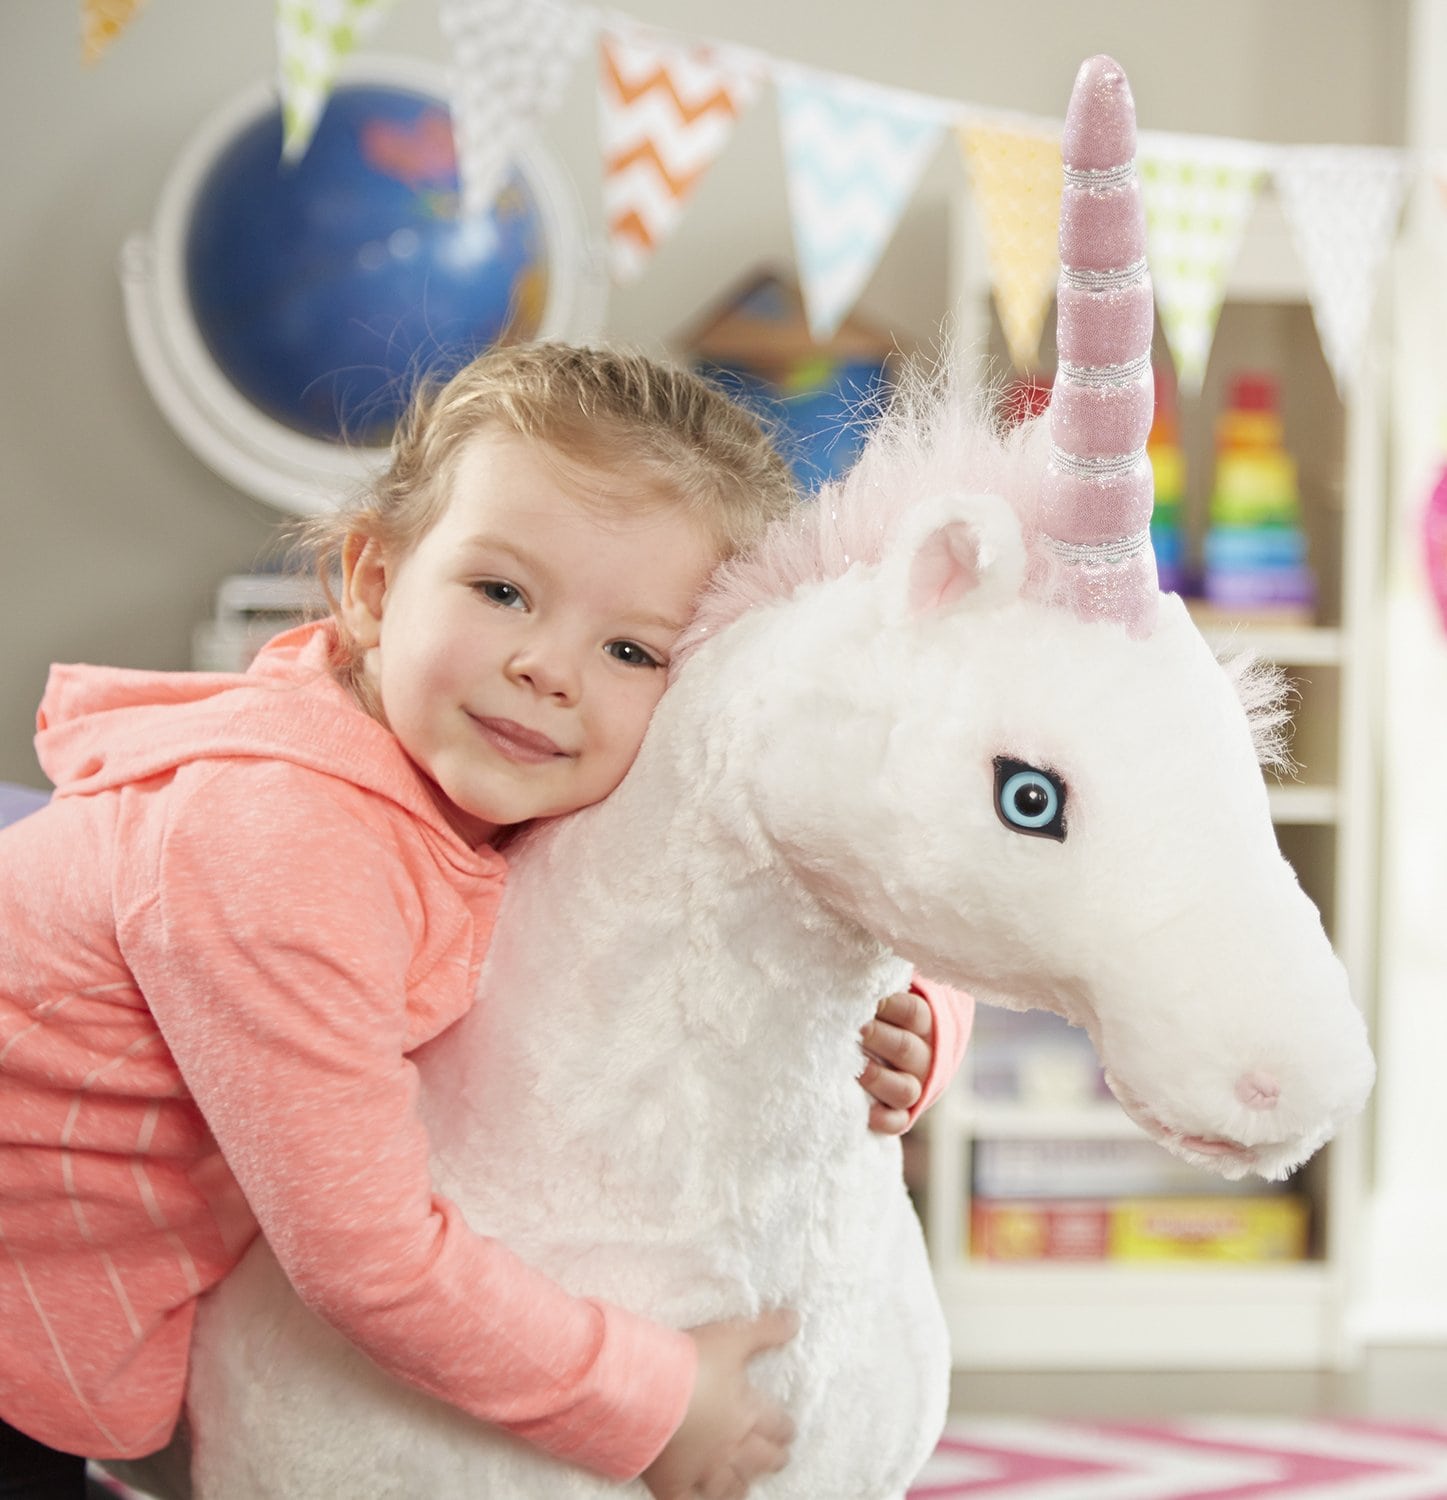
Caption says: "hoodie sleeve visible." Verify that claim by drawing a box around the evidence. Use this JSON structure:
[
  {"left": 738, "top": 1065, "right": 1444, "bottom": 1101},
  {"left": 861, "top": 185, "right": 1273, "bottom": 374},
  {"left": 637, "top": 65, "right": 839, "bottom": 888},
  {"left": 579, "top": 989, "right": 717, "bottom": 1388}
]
[
  {"left": 117, "top": 759, "right": 694, "bottom": 1481},
  {"left": 906, "top": 978, "right": 975, "bottom": 1125}
]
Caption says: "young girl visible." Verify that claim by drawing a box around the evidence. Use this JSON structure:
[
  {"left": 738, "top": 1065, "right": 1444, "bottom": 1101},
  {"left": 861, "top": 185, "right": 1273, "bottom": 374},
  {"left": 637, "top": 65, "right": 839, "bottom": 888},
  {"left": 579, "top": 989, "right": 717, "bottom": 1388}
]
[{"left": 0, "top": 342, "right": 970, "bottom": 1500}]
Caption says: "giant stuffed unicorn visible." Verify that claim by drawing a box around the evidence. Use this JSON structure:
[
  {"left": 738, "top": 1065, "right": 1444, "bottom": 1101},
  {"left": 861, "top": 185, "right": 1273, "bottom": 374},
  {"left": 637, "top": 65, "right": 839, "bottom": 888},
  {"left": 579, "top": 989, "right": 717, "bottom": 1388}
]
[{"left": 123, "top": 54, "right": 1374, "bottom": 1500}]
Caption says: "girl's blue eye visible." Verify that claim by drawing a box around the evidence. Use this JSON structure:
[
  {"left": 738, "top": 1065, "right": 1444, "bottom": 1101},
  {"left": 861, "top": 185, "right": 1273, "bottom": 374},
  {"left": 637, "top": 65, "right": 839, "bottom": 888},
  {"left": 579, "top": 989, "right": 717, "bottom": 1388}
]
[
  {"left": 478, "top": 580, "right": 525, "bottom": 609},
  {"left": 994, "top": 757, "right": 1067, "bottom": 841},
  {"left": 606, "top": 640, "right": 662, "bottom": 669}
]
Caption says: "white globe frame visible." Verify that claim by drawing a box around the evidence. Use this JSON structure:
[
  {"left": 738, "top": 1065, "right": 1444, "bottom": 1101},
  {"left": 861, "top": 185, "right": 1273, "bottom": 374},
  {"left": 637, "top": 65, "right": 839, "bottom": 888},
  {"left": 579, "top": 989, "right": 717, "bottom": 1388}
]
[{"left": 121, "top": 54, "right": 602, "bottom": 516}]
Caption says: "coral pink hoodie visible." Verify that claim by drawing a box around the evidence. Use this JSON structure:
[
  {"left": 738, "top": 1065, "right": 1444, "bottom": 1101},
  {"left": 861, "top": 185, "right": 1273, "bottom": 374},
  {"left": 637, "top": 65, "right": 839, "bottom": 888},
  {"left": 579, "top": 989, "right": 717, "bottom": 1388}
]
[{"left": 0, "top": 621, "right": 695, "bottom": 1473}]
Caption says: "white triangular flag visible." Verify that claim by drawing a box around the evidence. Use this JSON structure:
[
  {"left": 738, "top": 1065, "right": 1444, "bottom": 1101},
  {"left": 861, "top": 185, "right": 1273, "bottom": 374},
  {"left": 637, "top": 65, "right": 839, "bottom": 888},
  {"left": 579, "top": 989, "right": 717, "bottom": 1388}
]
[
  {"left": 775, "top": 66, "right": 945, "bottom": 342},
  {"left": 1274, "top": 146, "right": 1411, "bottom": 396},
  {"left": 441, "top": 0, "right": 593, "bottom": 220}
]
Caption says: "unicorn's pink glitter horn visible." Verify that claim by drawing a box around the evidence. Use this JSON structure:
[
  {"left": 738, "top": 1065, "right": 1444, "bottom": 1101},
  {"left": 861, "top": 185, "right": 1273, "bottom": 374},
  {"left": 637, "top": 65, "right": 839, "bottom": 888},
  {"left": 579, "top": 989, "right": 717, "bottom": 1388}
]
[{"left": 1042, "top": 55, "right": 1159, "bottom": 634}]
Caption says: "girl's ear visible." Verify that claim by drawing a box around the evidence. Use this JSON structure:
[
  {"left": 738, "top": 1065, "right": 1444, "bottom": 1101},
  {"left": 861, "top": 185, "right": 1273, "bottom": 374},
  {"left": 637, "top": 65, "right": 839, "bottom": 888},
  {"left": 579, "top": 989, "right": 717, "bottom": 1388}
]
[{"left": 340, "top": 536, "right": 388, "bottom": 649}]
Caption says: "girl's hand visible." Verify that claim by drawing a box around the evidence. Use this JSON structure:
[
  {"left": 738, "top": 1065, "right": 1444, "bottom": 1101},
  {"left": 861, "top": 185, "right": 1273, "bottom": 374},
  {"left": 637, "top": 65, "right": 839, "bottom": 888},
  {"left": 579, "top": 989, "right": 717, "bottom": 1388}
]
[
  {"left": 858, "top": 989, "right": 933, "bottom": 1135},
  {"left": 642, "top": 1310, "right": 798, "bottom": 1500}
]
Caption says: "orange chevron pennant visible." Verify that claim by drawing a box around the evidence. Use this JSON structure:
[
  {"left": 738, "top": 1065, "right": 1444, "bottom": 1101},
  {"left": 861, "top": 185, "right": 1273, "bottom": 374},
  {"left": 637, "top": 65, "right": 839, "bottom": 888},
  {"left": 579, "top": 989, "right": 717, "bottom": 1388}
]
[
  {"left": 82, "top": 0, "right": 146, "bottom": 64},
  {"left": 600, "top": 29, "right": 760, "bottom": 284},
  {"left": 606, "top": 58, "right": 743, "bottom": 124},
  {"left": 608, "top": 138, "right": 705, "bottom": 199}
]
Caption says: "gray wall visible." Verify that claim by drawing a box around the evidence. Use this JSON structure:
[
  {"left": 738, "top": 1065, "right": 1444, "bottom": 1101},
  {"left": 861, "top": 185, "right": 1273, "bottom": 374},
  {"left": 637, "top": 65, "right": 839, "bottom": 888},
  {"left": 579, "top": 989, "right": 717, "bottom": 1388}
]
[{"left": 0, "top": 0, "right": 1407, "bottom": 785}]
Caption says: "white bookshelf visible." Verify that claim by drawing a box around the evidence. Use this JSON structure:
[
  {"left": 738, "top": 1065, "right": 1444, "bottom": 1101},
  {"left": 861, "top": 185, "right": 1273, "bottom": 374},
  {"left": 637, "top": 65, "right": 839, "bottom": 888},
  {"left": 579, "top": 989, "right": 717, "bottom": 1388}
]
[{"left": 925, "top": 185, "right": 1386, "bottom": 1372}]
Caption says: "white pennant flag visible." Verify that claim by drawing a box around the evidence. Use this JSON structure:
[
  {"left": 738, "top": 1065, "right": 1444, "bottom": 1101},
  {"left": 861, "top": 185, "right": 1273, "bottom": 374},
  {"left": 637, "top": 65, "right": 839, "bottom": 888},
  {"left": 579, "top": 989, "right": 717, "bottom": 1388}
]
[
  {"left": 1139, "top": 132, "right": 1269, "bottom": 397},
  {"left": 775, "top": 66, "right": 945, "bottom": 342},
  {"left": 1274, "top": 146, "right": 1411, "bottom": 396},
  {"left": 440, "top": 0, "right": 593, "bottom": 220}
]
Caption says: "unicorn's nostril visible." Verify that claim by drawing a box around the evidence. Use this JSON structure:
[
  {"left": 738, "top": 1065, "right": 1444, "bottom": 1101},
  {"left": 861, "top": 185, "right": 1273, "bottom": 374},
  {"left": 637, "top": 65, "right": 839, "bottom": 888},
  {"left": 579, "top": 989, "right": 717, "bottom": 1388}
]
[{"left": 1235, "top": 1071, "right": 1281, "bottom": 1110}]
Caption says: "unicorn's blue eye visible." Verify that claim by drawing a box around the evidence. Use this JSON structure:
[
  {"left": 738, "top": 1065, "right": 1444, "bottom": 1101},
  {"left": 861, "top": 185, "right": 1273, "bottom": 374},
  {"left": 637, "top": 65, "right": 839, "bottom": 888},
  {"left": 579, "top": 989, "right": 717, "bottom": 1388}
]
[{"left": 994, "top": 757, "right": 1067, "bottom": 841}]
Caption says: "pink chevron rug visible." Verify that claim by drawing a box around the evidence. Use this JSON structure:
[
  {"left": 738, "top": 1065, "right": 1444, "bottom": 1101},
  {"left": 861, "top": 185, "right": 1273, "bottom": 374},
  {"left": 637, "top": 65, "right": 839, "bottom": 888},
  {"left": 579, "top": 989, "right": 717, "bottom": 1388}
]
[
  {"left": 908, "top": 1417, "right": 1447, "bottom": 1498},
  {"left": 93, "top": 1417, "right": 1447, "bottom": 1498}
]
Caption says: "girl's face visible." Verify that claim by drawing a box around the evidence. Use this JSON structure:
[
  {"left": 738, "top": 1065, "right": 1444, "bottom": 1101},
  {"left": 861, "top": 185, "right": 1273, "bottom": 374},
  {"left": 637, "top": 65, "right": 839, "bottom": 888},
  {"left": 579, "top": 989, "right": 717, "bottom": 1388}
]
[{"left": 341, "top": 427, "right": 720, "bottom": 845}]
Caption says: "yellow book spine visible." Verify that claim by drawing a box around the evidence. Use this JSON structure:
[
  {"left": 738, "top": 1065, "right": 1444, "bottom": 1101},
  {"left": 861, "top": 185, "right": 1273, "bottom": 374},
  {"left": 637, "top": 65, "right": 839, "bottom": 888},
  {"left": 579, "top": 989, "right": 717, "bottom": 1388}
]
[{"left": 1109, "top": 1196, "right": 1309, "bottom": 1262}]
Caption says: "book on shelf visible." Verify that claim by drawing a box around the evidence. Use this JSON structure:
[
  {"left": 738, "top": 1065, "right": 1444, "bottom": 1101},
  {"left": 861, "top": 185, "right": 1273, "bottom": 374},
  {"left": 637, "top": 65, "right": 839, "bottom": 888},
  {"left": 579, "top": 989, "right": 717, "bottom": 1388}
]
[
  {"left": 191, "top": 573, "right": 325, "bottom": 672},
  {"left": 972, "top": 1136, "right": 1279, "bottom": 1200},
  {"left": 969, "top": 1195, "right": 1310, "bottom": 1264},
  {"left": 967, "top": 1005, "right": 1107, "bottom": 1107}
]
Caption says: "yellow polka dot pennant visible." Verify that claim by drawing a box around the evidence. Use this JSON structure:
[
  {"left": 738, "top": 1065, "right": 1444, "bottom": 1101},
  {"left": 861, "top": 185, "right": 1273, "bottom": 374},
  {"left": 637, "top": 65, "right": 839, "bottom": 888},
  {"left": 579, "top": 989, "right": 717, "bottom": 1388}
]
[{"left": 957, "top": 122, "right": 1062, "bottom": 371}]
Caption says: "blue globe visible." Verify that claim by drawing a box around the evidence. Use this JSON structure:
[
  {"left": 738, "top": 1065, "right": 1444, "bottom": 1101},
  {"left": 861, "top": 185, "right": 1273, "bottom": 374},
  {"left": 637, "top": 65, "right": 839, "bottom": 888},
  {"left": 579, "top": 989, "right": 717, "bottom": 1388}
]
[
  {"left": 699, "top": 359, "right": 890, "bottom": 490},
  {"left": 184, "top": 81, "right": 552, "bottom": 447}
]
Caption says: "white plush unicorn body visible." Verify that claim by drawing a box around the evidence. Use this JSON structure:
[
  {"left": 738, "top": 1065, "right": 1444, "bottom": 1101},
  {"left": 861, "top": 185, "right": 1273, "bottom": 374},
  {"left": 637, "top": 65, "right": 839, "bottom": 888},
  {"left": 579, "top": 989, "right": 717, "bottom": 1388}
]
[
  {"left": 182, "top": 606, "right": 953, "bottom": 1497},
  {"left": 137, "top": 57, "right": 1373, "bottom": 1500}
]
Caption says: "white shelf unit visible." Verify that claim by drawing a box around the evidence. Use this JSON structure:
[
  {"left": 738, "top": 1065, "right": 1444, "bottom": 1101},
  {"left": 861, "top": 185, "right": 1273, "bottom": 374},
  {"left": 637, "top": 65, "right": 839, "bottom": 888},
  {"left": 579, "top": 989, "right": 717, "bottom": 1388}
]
[{"left": 925, "top": 186, "right": 1386, "bottom": 1371}]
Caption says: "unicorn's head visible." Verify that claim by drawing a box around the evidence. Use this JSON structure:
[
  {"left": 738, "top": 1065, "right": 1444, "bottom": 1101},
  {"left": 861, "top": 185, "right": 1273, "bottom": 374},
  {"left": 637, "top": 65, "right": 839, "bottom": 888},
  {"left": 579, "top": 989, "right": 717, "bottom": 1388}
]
[{"left": 682, "top": 56, "right": 1373, "bottom": 1181}]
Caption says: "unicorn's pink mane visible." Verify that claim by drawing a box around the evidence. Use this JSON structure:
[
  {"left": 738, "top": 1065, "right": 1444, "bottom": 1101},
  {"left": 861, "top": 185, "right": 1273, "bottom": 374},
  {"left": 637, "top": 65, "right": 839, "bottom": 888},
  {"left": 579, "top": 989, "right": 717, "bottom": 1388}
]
[
  {"left": 674, "top": 368, "right": 1052, "bottom": 670},
  {"left": 673, "top": 359, "right": 1293, "bottom": 777}
]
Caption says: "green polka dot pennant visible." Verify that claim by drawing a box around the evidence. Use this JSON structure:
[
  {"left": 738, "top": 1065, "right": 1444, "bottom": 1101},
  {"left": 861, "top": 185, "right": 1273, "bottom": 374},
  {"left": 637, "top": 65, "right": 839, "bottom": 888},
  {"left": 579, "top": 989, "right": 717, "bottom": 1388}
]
[
  {"left": 276, "top": 0, "right": 399, "bottom": 161},
  {"left": 1139, "top": 131, "right": 1267, "bottom": 397}
]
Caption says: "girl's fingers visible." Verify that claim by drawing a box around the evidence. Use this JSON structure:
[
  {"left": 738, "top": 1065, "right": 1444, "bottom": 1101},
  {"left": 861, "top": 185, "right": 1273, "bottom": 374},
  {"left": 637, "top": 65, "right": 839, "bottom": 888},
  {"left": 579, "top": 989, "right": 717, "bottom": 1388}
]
[
  {"left": 860, "top": 1018, "right": 931, "bottom": 1084},
  {"left": 868, "top": 1101, "right": 912, "bottom": 1135},
  {"left": 859, "top": 1057, "right": 923, "bottom": 1111},
  {"left": 734, "top": 1428, "right": 791, "bottom": 1477},
  {"left": 874, "top": 988, "right": 933, "bottom": 1040}
]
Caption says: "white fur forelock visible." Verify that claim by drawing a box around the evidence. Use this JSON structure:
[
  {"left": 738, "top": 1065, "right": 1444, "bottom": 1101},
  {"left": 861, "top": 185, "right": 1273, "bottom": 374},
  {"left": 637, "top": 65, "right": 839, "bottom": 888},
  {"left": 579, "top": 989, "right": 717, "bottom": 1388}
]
[{"left": 675, "top": 367, "right": 1052, "bottom": 672}]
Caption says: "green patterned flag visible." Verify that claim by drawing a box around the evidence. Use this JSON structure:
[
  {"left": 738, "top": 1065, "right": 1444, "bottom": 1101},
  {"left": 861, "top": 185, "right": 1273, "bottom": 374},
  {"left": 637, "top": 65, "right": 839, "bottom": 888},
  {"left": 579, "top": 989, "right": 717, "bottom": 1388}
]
[
  {"left": 1139, "top": 132, "right": 1268, "bottom": 398},
  {"left": 276, "top": 0, "right": 400, "bottom": 162}
]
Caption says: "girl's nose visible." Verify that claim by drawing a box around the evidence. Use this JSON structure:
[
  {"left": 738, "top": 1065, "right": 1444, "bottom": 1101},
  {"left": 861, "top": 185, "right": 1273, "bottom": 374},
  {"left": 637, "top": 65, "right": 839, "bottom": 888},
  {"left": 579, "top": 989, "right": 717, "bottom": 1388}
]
[{"left": 506, "top": 644, "right": 581, "bottom": 704}]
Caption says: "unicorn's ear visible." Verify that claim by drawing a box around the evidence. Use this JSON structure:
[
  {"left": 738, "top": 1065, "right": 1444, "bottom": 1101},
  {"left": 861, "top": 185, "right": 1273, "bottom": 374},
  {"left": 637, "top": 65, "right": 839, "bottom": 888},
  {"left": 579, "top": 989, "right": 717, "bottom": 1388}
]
[{"left": 884, "top": 491, "right": 1027, "bottom": 622}]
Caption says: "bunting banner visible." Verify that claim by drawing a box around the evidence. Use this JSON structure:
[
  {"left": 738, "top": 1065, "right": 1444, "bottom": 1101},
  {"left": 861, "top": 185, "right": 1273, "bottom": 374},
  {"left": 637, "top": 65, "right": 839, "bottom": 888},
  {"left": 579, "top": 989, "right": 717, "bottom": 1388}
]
[
  {"left": 1139, "top": 133, "right": 1269, "bottom": 397},
  {"left": 82, "top": 0, "right": 146, "bottom": 64},
  {"left": 276, "top": 0, "right": 399, "bottom": 161},
  {"left": 1274, "top": 146, "right": 1412, "bottom": 396},
  {"left": 599, "top": 30, "right": 760, "bottom": 285},
  {"left": 72, "top": 0, "right": 1447, "bottom": 382},
  {"left": 956, "top": 122, "right": 1063, "bottom": 370},
  {"left": 441, "top": 0, "right": 593, "bottom": 220},
  {"left": 776, "top": 67, "right": 945, "bottom": 342}
]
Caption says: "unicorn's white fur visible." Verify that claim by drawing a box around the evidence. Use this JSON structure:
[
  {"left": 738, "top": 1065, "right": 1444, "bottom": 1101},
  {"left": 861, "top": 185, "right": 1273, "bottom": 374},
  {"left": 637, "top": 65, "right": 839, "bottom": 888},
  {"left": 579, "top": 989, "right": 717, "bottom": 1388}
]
[{"left": 121, "top": 376, "right": 1375, "bottom": 1500}]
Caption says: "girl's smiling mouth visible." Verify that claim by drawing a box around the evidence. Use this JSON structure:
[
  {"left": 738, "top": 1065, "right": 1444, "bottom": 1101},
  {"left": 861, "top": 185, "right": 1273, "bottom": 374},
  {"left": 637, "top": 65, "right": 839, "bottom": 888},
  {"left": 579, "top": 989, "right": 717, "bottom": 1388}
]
[{"left": 471, "top": 716, "right": 570, "bottom": 763}]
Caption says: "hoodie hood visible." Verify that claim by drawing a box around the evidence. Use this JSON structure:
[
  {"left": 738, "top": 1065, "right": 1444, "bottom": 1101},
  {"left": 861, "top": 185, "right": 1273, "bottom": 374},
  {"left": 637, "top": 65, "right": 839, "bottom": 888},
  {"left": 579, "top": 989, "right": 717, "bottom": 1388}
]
[{"left": 34, "top": 620, "right": 460, "bottom": 844}]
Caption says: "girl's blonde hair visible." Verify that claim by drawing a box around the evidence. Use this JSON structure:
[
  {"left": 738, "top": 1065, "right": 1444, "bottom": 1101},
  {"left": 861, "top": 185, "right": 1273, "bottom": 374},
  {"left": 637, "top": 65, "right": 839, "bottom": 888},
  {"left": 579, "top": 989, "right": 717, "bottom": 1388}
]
[{"left": 306, "top": 341, "right": 799, "bottom": 686}]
